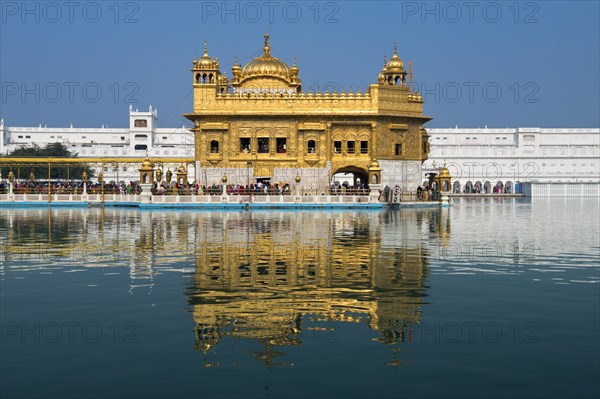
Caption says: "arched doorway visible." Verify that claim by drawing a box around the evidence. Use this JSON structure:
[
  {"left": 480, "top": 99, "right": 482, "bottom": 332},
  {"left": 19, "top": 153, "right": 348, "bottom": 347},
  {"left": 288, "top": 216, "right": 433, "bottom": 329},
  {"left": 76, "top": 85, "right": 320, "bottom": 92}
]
[
  {"left": 505, "top": 181, "right": 513, "bottom": 194},
  {"left": 484, "top": 181, "right": 492, "bottom": 194},
  {"left": 495, "top": 181, "right": 504, "bottom": 193},
  {"left": 453, "top": 181, "right": 461, "bottom": 193},
  {"left": 332, "top": 166, "right": 369, "bottom": 194},
  {"left": 465, "top": 181, "right": 473, "bottom": 193}
]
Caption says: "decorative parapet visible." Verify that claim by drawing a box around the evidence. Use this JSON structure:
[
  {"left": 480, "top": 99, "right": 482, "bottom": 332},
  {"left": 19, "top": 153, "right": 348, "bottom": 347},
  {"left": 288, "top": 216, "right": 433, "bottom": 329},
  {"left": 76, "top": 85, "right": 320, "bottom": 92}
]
[{"left": 192, "top": 84, "right": 426, "bottom": 117}]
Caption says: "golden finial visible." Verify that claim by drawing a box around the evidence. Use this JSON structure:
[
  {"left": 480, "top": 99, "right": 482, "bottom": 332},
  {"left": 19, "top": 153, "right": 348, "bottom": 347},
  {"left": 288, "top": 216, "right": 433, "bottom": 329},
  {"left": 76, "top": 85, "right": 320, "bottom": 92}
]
[
  {"left": 263, "top": 33, "right": 272, "bottom": 57},
  {"left": 293, "top": 56, "right": 297, "bottom": 67},
  {"left": 383, "top": 55, "right": 387, "bottom": 67},
  {"left": 203, "top": 40, "right": 208, "bottom": 55},
  {"left": 393, "top": 40, "right": 398, "bottom": 55}
]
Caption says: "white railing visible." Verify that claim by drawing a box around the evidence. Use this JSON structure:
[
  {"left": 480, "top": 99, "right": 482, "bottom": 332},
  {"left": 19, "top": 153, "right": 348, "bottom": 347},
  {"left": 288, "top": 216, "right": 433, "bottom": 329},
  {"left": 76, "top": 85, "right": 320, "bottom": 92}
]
[{"left": 0, "top": 193, "right": 380, "bottom": 205}]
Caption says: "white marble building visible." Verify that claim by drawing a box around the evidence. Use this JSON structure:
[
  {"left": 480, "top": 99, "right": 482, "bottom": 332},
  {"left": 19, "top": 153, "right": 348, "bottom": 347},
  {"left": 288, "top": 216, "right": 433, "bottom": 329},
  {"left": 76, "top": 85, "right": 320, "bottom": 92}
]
[
  {"left": 423, "top": 127, "right": 600, "bottom": 193},
  {"left": 0, "top": 105, "right": 193, "bottom": 157},
  {"left": 0, "top": 106, "right": 194, "bottom": 182}
]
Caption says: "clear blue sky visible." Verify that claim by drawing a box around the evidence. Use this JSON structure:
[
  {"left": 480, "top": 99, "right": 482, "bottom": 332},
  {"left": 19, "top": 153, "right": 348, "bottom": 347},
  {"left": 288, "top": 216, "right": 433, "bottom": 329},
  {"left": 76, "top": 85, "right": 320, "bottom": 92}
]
[{"left": 1, "top": 0, "right": 598, "bottom": 129}]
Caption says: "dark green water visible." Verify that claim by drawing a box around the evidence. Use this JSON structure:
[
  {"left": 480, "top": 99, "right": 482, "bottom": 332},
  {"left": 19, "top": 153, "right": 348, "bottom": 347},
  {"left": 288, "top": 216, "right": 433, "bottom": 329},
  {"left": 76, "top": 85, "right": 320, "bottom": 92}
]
[{"left": 1, "top": 198, "right": 599, "bottom": 399}]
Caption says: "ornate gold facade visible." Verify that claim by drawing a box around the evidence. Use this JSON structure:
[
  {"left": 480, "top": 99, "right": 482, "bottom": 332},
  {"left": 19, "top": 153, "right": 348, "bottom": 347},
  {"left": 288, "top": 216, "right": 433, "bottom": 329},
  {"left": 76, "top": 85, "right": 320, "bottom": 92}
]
[{"left": 184, "top": 35, "right": 431, "bottom": 190}]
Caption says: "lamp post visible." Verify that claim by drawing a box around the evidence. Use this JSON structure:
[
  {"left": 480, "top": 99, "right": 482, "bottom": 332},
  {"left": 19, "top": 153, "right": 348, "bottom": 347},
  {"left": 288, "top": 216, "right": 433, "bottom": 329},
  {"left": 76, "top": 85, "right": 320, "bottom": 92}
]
[
  {"left": 82, "top": 170, "right": 88, "bottom": 195},
  {"left": 98, "top": 171, "right": 104, "bottom": 204},
  {"left": 47, "top": 162, "right": 51, "bottom": 203},
  {"left": 7, "top": 170, "right": 14, "bottom": 198},
  {"left": 221, "top": 174, "right": 228, "bottom": 198},
  {"left": 295, "top": 174, "right": 301, "bottom": 197},
  {"left": 246, "top": 161, "right": 252, "bottom": 194}
]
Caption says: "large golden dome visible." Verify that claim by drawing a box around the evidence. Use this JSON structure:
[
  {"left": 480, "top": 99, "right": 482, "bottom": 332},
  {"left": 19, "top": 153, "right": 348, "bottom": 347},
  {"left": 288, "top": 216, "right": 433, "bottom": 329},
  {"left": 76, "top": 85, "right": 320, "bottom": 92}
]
[{"left": 239, "top": 34, "right": 293, "bottom": 86}]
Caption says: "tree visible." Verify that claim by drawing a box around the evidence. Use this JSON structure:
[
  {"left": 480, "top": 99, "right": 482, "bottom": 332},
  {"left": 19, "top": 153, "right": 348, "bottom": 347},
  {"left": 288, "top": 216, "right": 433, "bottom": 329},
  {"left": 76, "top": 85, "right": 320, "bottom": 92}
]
[{"left": 1, "top": 143, "right": 94, "bottom": 181}]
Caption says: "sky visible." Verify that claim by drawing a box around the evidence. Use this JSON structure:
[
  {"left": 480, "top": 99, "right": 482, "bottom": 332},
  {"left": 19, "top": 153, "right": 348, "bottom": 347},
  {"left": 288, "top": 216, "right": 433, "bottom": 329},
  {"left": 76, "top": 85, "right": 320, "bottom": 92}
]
[{"left": 1, "top": 0, "right": 599, "bottom": 129}]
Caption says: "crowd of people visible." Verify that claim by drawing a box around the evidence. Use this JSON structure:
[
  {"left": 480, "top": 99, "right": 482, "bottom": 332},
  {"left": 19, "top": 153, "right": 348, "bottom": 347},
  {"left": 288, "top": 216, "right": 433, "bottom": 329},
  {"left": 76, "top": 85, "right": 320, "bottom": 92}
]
[
  {"left": 459, "top": 185, "right": 512, "bottom": 194},
  {"left": 1, "top": 178, "right": 516, "bottom": 198},
  {"left": 0, "top": 180, "right": 142, "bottom": 195},
  {"left": 330, "top": 181, "right": 369, "bottom": 195}
]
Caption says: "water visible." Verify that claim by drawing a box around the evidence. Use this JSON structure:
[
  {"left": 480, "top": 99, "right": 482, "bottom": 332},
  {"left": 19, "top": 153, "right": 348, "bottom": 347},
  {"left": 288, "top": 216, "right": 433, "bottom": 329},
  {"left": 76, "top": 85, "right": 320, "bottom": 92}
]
[{"left": 1, "top": 198, "right": 599, "bottom": 399}]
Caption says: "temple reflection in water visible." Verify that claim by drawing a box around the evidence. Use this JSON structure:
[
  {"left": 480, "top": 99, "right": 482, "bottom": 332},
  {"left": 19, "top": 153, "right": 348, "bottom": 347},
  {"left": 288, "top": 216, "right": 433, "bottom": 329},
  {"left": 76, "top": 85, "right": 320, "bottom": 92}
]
[{"left": 0, "top": 207, "right": 452, "bottom": 366}]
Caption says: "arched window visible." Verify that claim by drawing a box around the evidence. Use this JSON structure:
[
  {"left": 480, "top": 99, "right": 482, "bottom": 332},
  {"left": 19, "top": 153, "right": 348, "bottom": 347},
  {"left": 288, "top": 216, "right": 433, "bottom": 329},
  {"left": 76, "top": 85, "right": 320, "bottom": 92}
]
[
  {"left": 202, "top": 73, "right": 207, "bottom": 83},
  {"left": 394, "top": 76, "right": 400, "bottom": 85},
  {"left": 209, "top": 73, "right": 214, "bottom": 83},
  {"left": 210, "top": 140, "right": 219, "bottom": 154},
  {"left": 307, "top": 140, "right": 316, "bottom": 153},
  {"left": 195, "top": 73, "right": 201, "bottom": 84}
]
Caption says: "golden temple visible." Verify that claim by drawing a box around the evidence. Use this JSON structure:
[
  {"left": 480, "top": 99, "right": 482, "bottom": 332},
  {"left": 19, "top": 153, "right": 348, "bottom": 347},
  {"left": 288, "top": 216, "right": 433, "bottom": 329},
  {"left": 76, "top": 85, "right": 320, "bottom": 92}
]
[{"left": 184, "top": 34, "right": 431, "bottom": 192}]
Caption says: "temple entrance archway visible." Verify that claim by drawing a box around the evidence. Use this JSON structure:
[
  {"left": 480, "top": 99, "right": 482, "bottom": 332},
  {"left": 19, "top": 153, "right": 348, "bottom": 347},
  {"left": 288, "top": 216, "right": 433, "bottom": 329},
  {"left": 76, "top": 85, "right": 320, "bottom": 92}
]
[{"left": 332, "top": 166, "right": 369, "bottom": 192}]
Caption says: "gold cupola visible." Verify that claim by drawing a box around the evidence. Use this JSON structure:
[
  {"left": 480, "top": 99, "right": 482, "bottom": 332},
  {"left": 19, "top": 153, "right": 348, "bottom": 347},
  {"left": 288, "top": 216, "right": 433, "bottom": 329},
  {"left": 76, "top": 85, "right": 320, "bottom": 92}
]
[
  {"left": 231, "top": 57, "right": 242, "bottom": 85},
  {"left": 378, "top": 56, "right": 387, "bottom": 84},
  {"left": 234, "top": 34, "right": 301, "bottom": 92},
  {"left": 192, "top": 41, "right": 229, "bottom": 93},
  {"left": 386, "top": 41, "right": 405, "bottom": 72},
  {"left": 380, "top": 41, "right": 407, "bottom": 87},
  {"left": 197, "top": 41, "right": 219, "bottom": 69}
]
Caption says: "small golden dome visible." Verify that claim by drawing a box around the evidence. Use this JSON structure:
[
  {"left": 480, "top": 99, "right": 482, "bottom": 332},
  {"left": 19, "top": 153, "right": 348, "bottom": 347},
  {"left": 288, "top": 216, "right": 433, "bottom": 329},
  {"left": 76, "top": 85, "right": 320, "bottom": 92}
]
[
  {"left": 368, "top": 160, "right": 381, "bottom": 171},
  {"left": 197, "top": 41, "right": 218, "bottom": 69},
  {"left": 290, "top": 57, "right": 298, "bottom": 73},
  {"left": 232, "top": 57, "right": 242, "bottom": 72},
  {"left": 386, "top": 41, "right": 404, "bottom": 72},
  {"left": 439, "top": 163, "right": 451, "bottom": 178},
  {"left": 141, "top": 158, "right": 154, "bottom": 169}
]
